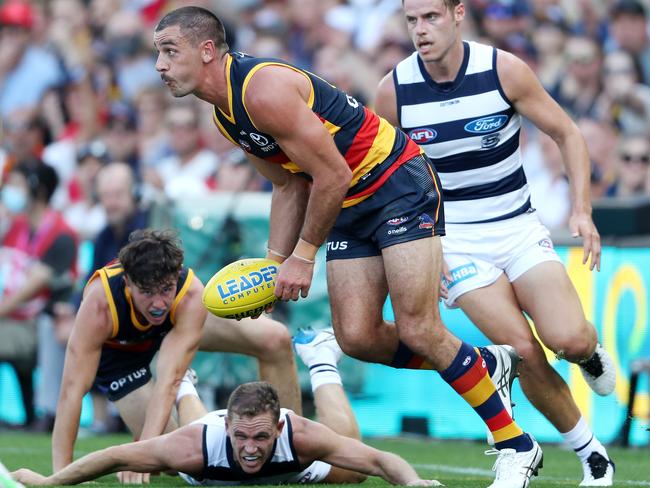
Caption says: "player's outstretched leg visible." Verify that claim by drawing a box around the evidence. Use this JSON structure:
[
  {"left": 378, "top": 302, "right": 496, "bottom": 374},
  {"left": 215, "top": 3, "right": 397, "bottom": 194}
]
[
  {"left": 293, "top": 327, "right": 365, "bottom": 484},
  {"left": 176, "top": 368, "right": 207, "bottom": 427},
  {"left": 200, "top": 314, "right": 302, "bottom": 414}
]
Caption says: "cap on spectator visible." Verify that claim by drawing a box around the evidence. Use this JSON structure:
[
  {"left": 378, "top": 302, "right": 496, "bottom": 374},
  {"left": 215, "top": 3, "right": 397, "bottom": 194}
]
[
  {"left": 484, "top": 3, "right": 516, "bottom": 20},
  {"left": 77, "top": 140, "right": 109, "bottom": 164},
  {"left": 0, "top": 0, "right": 34, "bottom": 29},
  {"left": 611, "top": 0, "right": 646, "bottom": 18},
  {"left": 324, "top": 6, "right": 356, "bottom": 34},
  {"left": 484, "top": 0, "right": 530, "bottom": 19},
  {"left": 107, "top": 102, "right": 137, "bottom": 130}
]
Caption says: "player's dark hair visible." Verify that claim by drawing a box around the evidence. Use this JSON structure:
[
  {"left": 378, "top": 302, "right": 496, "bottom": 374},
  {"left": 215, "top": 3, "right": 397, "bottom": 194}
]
[
  {"left": 402, "top": 0, "right": 461, "bottom": 10},
  {"left": 227, "top": 382, "right": 281, "bottom": 423},
  {"left": 155, "top": 6, "right": 228, "bottom": 51},
  {"left": 119, "top": 229, "right": 184, "bottom": 290}
]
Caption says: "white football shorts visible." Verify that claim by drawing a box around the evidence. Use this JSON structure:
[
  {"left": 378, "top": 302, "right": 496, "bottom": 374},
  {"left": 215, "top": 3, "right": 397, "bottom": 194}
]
[{"left": 441, "top": 210, "right": 562, "bottom": 307}]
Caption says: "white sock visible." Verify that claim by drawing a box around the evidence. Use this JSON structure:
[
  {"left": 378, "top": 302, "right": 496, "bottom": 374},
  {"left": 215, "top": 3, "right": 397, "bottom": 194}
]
[
  {"left": 562, "top": 417, "right": 608, "bottom": 462},
  {"left": 309, "top": 362, "right": 342, "bottom": 393},
  {"left": 175, "top": 377, "right": 199, "bottom": 406}
]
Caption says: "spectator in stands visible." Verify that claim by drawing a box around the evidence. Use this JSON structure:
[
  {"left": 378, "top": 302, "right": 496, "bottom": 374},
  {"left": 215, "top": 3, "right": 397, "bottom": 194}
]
[
  {"left": 2, "top": 110, "right": 49, "bottom": 173},
  {"left": 595, "top": 50, "right": 650, "bottom": 136},
  {"left": 82, "top": 162, "right": 146, "bottom": 293},
  {"left": 607, "top": 0, "right": 650, "bottom": 86},
  {"left": 0, "top": 1, "right": 64, "bottom": 118},
  {"left": 577, "top": 117, "right": 620, "bottom": 198},
  {"left": 0, "top": 163, "right": 78, "bottom": 430},
  {"left": 102, "top": 104, "right": 140, "bottom": 176},
  {"left": 606, "top": 135, "right": 650, "bottom": 197},
  {"left": 104, "top": 9, "right": 160, "bottom": 101},
  {"left": 62, "top": 141, "right": 109, "bottom": 241},
  {"left": 528, "top": 20, "right": 567, "bottom": 88},
  {"left": 135, "top": 87, "right": 172, "bottom": 169},
  {"left": 145, "top": 104, "right": 219, "bottom": 200},
  {"left": 549, "top": 35, "right": 603, "bottom": 119}
]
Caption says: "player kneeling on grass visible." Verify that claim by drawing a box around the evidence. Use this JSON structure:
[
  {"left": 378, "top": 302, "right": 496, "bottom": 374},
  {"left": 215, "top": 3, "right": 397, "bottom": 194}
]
[{"left": 13, "top": 377, "right": 439, "bottom": 487}]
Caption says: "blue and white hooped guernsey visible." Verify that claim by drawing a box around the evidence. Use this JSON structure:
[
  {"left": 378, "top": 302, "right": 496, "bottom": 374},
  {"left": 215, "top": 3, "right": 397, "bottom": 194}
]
[{"left": 393, "top": 41, "right": 531, "bottom": 224}]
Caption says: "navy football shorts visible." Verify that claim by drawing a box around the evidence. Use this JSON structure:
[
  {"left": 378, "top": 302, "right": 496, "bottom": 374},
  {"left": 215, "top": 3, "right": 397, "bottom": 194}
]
[
  {"left": 326, "top": 154, "right": 445, "bottom": 261},
  {"left": 94, "top": 344, "right": 159, "bottom": 401}
]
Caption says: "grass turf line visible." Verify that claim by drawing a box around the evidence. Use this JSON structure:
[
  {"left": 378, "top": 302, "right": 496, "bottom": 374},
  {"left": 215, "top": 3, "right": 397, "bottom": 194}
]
[{"left": 0, "top": 433, "right": 648, "bottom": 487}]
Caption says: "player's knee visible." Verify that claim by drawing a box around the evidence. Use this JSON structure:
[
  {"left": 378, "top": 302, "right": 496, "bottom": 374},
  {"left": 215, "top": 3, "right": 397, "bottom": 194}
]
[
  {"left": 545, "top": 324, "right": 597, "bottom": 361},
  {"left": 256, "top": 322, "right": 293, "bottom": 362},
  {"left": 507, "top": 337, "right": 542, "bottom": 364},
  {"left": 335, "top": 326, "right": 368, "bottom": 360},
  {"left": 395, "top": 315, "right": 442, "bottom": 348}
]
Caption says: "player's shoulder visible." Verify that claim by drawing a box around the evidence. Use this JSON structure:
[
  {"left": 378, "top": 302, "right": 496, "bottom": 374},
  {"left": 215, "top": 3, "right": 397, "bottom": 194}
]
[
  {"left": 494, "top": 47, "right": 530, "bottom": 76},
  {"left": 82, "top": 276, "right": 110, "bottom": 306},
  {"left": 182, "top": 270, "right": 205, "bottom": 300}
]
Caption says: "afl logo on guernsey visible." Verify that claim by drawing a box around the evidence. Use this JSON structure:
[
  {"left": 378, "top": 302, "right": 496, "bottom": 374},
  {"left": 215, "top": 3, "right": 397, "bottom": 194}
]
[
  {"left": 464, "top": 115, "right": 508, "bottom": 134},
  {"left": 408, "top": 128, "right": 437, "bottom": 143}
]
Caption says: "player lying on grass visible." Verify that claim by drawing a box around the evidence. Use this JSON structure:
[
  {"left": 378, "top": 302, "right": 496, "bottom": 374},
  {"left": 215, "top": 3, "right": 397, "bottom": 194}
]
[{"left": 13, "top": 329, "right": 441, "bottom": 487}]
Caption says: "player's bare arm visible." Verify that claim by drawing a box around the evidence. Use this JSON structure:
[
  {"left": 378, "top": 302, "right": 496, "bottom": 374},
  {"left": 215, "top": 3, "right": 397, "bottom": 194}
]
[
  {"left": 496, "top": 49, "right": 601, "bottom": 271},
  {"left": 244, "top": 65, "right": 352, "bottom": 300},
  {"left": 374, "top": 72, "right": 399, "bottom": 127},
  {"left": 139, "top": 276, "right": 205, "bottom": 442},
  {"left": 247, "top": 153, "right": 309, "bottom": 263},
  {"left": 290, "top": 415, "right": 438, "bottom": 486},
  {"left": 52, "top": 280, "right": 113, "bottom": 472},
  {"left": 15, "top": 425, "right": 205, "bottom": 486}
]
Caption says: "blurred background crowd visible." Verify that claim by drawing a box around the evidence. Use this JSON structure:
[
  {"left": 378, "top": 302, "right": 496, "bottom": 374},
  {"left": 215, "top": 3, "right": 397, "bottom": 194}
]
[{"left": 2, "top": 0, "right": 650, "bottom": 431}]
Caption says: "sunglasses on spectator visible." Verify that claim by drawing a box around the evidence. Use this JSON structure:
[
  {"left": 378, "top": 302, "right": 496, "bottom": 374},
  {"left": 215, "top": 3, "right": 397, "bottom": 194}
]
[
  {"left": 568, "top": 53, "right": 597, "bottom": 64},
  {"left": 620, "top": 153, "right": 650, "bottom": 164}
]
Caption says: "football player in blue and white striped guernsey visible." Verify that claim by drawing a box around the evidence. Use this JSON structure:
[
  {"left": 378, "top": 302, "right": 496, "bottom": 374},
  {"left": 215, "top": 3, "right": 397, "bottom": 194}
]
[
  {"left": 12, "top": 379, "right": 442, "bottom": 487},
  {"left": 375, "top": 1, "right": 615, "bottom": 486}
]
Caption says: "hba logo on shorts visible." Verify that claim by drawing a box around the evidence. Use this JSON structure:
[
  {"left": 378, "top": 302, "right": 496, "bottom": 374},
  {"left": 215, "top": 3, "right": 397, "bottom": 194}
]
[
  {"left": 408, "top": 128, "right": 437, "bottom": 143},
  {"left": 464, "top": 115, "right": 508, "bottom": 134},
  {"left": 443, "top": 263, "right": 478, "bottom": 289}
]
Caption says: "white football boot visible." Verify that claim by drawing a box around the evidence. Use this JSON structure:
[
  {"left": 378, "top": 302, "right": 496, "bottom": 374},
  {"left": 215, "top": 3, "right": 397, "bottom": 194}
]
[
  {"left": 486, "top": 436, "right": 543, "bottom": 488},
  {"left": 182, "top": 367, "right": 199, "bottom": 386},
  {"left": 485, "top": 345, "right": 520, "bottom": 445},
  {"left": 579, "top": 343, "right": 616, "bottom": 396},
  {"left": 579, "top": 452, "right": 615, "bottom": 486},
  {"left": 293, "top": 327, "right": 342, "bottom": 367}
]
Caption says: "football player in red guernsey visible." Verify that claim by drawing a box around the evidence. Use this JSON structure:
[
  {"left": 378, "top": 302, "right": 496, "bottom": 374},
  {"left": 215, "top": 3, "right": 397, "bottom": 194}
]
[{"left": 153, "top": 7, "right": 541, "bottom": 487}]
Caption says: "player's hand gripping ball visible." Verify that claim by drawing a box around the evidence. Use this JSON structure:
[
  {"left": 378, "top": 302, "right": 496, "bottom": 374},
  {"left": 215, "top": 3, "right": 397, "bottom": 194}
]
[{"left": 202, "top": 258, "right": 278, "bottom": 319}]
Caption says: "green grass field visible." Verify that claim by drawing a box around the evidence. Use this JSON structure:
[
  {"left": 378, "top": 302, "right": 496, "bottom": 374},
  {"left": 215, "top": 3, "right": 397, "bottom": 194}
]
[{"left": 1, "top": 433, "right": 648, "bottom": 487}]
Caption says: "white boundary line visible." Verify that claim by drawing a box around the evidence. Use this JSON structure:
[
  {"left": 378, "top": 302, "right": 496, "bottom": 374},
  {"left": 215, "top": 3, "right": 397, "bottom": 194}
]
[{"left": 413, "top": 463, "right": 650, "bottom": 486}]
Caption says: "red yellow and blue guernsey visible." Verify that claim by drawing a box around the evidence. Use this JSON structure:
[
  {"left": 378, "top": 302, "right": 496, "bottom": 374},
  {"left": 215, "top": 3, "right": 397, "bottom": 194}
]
[
  {"left": 212, "top": 52, "right": 423, "bottom": 207},
  {"left": 86, "top": 261, "right": 194, "bottom": 351}
]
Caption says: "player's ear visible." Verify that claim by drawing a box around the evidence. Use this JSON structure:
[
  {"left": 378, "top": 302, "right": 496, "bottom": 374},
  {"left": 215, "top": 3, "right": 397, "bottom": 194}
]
[
  {"left": 276, "top": 419, "right": 285, "bottom": 435},
  {"left": 454, "top": 3, "right": 465, "bottom": 22},
  {"left": 201, "top": 39, "right": 216, "bottom": 63}
]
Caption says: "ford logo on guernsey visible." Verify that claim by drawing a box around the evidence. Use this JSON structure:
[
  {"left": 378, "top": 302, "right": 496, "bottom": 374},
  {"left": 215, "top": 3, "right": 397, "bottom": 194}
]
[
  {"left": 464, "top": 115, "right": 508, "bottom": 134},
  {"left": 217, "top": 265, "right": 277, "bottom": 303},
  {"left": 408, "top": 127, "right": 437, "bottom": 143}
]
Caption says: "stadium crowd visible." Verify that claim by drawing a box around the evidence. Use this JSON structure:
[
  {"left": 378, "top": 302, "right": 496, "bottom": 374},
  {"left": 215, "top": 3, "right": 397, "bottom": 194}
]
[{"left": 0, "top": 0, "right": 649, "bottom": 431}]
